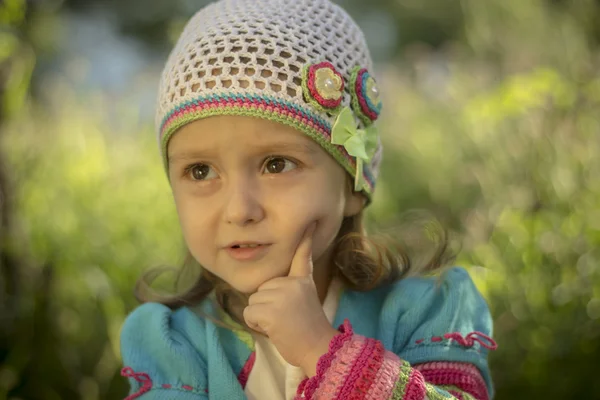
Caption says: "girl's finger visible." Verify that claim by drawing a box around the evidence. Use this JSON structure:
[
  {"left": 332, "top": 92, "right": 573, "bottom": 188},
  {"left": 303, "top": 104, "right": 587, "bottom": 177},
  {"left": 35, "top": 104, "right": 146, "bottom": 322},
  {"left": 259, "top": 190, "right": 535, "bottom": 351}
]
[
  {"left": 247, "top": 289, "right": 279, "bottom": 306},
  {"left": 288, "top": 222, "right": 316, "bottom": 278},
  {"left": 243, "top": 304, "right": 271, "bottom": 333},
  {"left": 257, "top": 277, "right": 288, "bottom": 292}
]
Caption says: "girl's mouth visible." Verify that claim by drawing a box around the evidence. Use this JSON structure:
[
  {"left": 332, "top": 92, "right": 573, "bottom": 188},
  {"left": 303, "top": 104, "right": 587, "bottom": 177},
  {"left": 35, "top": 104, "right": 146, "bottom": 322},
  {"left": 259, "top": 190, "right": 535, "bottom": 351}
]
[{"left": 226, "top": 243, "right": 271, "bottom": 261}]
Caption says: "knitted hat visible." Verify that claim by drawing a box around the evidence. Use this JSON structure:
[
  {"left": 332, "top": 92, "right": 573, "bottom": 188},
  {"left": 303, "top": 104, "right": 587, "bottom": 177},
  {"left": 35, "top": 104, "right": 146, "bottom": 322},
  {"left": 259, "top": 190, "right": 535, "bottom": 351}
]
[{"left": 156, "top": 0, "right": 383, "bottom": 198}]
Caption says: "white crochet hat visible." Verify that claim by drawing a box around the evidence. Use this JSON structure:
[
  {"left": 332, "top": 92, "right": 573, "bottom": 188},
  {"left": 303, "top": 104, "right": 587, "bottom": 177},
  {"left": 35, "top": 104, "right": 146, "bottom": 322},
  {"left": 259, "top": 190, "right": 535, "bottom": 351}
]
[{"left": 156, "top": 0, "right": 383, "bottom": 197}]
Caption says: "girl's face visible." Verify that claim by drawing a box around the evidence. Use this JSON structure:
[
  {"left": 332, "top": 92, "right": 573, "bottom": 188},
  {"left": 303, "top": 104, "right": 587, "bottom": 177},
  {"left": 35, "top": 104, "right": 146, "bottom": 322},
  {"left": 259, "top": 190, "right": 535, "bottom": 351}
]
[{"left": 168, "top": 115, "right": 364, "bottom": 294}]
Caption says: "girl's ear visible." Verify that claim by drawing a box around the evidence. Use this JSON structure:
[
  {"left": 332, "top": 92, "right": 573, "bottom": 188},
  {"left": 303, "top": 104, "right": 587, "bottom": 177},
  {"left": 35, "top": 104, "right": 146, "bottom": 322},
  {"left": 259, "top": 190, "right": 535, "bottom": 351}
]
[{"left": 343, "top": 186, "right": 366, "bottom": 217}]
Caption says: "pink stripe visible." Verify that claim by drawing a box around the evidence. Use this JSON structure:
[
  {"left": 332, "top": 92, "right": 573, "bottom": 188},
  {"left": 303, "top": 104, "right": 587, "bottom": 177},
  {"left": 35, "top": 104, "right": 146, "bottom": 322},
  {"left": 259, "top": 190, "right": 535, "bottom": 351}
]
[
  {"left": 403, "top": 369, "right": 427, "bottom": 400},
  {"left": 309, "top": 335, "right": 367, "bottom": 399},
  {"left": 121, "top": 367, "right": 153, "bottom": 400},
  {"left": 297, "top": 319, "right": 354, "bottom": 399},
  {"left": 161, "top": 100, "right": 329, "bottom": 139},
  {"left": 237, "top": 351, "right": 256, "bottom": 389},
  {"left": 444, "top": 331, "right": 498, "bottom": 350},
  {"left": 415, "top": 362, "right": 489, "bottom": 400},
  {"left": 162, "top": 102, "right": 339, "bottom": 162},
  {"left": 164, "top": 103, "right": 330, "bottom": 144},
  {"left": 365, "top": 351, "right": 403, "bottom": 400},
  {"left": 347, "top": 341, "right": 385, "bottom": 399},
  {"left": 336, "top": 338, "right": 380, "bottom": 399}
]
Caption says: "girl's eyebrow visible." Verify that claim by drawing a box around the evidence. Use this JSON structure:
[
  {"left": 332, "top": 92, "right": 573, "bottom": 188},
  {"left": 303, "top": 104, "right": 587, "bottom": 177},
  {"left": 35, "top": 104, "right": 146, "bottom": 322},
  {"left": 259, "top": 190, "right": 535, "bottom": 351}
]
[
  {"left": 252, "top": 141, "right": 319, "bottom": 156},
  {"left": 169, "top": 141, "right": 319, "bottom": 164}
]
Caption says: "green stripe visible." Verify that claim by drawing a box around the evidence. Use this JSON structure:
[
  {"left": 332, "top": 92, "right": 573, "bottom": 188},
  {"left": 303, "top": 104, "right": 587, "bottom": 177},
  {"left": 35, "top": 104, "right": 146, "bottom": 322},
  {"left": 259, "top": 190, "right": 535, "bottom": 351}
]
[{"left": 391, "top": 360, "right": 413, "bottom": 400}]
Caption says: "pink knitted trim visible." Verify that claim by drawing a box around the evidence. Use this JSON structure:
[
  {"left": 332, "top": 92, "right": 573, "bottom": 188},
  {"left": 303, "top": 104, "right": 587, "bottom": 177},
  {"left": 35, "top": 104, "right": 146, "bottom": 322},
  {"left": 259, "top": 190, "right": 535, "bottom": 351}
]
[
  {"left": 415, "top": 361, "right": 489, "bottom": 400},
  {"left": 303, "top": 328, "right": 402, "bottom": 400},
  {"left": 363, "top": 351, "right": 402, "bottom": 400},
  {"left": 121, "top": 367, "right": 210, "bottom": 397},
  {"left": 413, "top": 331, "right": 497, "bottom": 351},
  {"left": 121, "top": 367, "right": 152, "bottom": 400},
  {"left": 334, "top": 338, "right": 374, "bottom": 399},
  {"left": 162, "top": 99, "right": 326, "bottom": 137},
  {"left": 444, "top": 332, "right": 498, "bottom": 350},
  {"left": 237, "top": 351, "right": 256, "bottom": 389},
  {"left": 311, "top": 337, "right": 365, "bottom": 399},
  {"left": 296, "top": 319, "right": 354, "bottom": 399},
  {"left": 350, "top": 340, "right": 385, "bottom": 399},
  {"left": 336, "top": 339, "right": 384, "bottom": 399},
  {"left": 403, "top": 368, "right": 427, "bottom": 400}
]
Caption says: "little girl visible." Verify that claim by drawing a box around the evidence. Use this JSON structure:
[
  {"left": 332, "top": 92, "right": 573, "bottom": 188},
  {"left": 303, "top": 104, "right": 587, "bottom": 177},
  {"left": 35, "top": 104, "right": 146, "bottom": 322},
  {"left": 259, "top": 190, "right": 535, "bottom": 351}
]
[{"left": 120, "top": 0, "right": 498, "bottom": 399}]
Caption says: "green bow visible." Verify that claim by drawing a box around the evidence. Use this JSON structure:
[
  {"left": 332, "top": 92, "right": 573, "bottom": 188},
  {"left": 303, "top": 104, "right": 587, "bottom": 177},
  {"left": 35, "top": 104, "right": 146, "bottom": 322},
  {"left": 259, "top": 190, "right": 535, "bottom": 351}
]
[{"left": 331, "top": 106, "right": 378, "bottom": 191}]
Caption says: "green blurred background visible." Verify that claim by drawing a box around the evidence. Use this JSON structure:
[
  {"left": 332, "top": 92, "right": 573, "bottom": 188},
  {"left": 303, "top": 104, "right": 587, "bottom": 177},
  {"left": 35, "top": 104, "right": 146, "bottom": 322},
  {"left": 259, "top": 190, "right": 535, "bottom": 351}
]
[{"left": 1, "top": 0, "right": 599, "bottom": 398}]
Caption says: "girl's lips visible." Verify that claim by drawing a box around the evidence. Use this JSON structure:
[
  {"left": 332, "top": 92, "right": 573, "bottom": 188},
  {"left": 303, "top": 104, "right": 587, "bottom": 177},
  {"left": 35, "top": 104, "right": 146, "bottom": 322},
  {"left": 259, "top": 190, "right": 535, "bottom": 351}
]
[{"left": 225, "top": 244, "right": 271, "bottom": 261}]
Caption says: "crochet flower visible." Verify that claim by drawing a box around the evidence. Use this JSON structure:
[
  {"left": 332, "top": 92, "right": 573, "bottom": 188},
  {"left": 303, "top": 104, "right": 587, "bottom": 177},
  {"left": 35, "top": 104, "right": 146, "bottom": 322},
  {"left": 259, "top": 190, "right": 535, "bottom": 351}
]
[
  {"left": 350, "top": 66, "right": 382, "bottom": 125},
  {"left": 331, "top": 106, "right": 378, "bottom": 191},
  {"left": 302, "top": 62, "right": 344, "bottom": 113}
]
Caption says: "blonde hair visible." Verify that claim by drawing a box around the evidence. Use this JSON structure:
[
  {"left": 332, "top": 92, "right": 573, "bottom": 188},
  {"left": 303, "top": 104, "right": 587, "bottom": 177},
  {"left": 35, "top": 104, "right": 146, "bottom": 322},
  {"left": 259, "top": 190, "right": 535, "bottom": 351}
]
[{"left": 134, "top": 210, "right": 456, "bottom": 329}]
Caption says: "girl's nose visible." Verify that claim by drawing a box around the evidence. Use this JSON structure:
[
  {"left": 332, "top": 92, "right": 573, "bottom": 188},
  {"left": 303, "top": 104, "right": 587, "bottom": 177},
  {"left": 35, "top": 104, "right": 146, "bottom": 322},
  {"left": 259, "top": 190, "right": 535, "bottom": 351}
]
[{"left": 223, "top": 178, "right": 265, "bottom": 226}]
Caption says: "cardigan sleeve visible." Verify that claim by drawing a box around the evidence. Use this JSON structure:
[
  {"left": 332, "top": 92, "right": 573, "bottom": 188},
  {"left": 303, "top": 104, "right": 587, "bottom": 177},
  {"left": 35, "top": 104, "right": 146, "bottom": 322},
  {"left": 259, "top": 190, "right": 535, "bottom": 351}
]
[
  {"left": 120, "top": 303, "right": 209, "bottom": 399},
  {"left": 295, "top": 267, "right": 497, "bottom": 400}
]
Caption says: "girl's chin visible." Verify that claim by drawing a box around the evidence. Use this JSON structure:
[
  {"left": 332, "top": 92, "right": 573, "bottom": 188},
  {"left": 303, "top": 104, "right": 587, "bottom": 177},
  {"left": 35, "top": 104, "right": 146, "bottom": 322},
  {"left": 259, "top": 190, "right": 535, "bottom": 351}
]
[{"left": 229, "top": 273, "right": 287, "bottom": 294}]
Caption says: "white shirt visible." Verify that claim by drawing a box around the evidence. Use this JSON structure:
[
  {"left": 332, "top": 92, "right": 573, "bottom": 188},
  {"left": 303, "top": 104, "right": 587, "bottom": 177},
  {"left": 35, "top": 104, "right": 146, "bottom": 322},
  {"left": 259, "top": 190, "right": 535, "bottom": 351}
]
[{"left": 245, "top": 279, "right": 343, "bottom": 400}]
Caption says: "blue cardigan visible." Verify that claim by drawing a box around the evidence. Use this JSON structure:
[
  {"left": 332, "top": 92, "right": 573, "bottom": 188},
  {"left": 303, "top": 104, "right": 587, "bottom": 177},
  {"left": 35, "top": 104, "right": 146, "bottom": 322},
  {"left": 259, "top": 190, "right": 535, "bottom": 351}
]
[{"left": 120, "top": 267, "right": 495, "bottom": 399}]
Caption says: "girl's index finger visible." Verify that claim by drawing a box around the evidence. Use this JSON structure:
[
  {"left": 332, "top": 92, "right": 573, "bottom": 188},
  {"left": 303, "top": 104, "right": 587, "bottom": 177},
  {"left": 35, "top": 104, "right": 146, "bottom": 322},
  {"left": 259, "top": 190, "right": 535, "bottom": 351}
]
[{"left": 288, "top": 222, "right": 317, "bottom": 278}]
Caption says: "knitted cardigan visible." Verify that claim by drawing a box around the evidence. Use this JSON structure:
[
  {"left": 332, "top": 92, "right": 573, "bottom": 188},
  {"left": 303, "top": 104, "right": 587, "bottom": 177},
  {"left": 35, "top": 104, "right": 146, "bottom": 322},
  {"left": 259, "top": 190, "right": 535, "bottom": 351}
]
[{"left": 120, "top": 267, "right": 497, "bottom": 399}]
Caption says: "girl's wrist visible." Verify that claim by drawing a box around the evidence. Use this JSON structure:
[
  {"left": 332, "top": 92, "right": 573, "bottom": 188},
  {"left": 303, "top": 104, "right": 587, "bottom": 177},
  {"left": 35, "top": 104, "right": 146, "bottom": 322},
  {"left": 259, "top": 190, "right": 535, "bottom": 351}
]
[{"left": 299, "top": 326, "right": 339, "bottom": 377}]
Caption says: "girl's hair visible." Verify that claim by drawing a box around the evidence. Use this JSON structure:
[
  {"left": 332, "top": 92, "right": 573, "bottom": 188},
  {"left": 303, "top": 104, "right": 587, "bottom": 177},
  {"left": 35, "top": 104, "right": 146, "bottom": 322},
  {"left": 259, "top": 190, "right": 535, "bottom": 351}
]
[{"left": 134, "top": 209, "right": 457, "bottom": 329}]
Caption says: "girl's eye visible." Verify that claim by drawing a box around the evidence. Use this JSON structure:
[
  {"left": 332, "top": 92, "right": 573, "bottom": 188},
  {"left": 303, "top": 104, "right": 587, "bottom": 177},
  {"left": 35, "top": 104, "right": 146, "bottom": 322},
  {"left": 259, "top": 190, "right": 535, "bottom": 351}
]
[
  {"left": 186, "top": 164, "right": 217, "bottom": 181},
  {"left": 264, "top": 157, "right": 297, "bottom": 174}
]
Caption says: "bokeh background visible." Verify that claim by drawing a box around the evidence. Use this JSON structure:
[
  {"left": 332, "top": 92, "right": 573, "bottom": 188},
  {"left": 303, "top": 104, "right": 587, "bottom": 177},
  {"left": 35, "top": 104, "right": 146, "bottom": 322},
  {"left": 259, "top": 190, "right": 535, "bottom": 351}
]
[{"left": 1, "top": 0, "right": 600, "bottom": 398}]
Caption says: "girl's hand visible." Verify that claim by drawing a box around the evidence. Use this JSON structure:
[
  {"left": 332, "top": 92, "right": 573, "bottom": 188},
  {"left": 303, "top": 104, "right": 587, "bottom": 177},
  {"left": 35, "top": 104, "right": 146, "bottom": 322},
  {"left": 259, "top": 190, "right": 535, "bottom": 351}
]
[{"left": 243, "top": 223, "right": 339, "bottom": 376}]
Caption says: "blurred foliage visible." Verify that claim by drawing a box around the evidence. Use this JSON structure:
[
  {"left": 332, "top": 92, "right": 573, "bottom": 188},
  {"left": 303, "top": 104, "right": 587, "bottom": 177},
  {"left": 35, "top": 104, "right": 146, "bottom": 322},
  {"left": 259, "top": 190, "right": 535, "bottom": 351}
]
[
  {"left": 1, "top": 0, "right": 600, "bottom": 399},
  {"left": 54, "top": 0, "right": 600, "bottom": 56}
]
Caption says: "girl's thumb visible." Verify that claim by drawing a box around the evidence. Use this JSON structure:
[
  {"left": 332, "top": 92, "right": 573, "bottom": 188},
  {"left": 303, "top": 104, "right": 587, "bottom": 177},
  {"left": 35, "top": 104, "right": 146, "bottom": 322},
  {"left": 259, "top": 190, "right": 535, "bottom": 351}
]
[{"left": 288, "top": 222, "right": 316, "bottom": 277}]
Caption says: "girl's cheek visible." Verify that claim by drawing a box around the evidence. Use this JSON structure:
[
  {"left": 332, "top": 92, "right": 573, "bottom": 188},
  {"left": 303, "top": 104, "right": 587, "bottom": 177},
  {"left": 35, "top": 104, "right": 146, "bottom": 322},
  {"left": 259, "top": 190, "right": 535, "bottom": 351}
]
[{"left": 312, "top": 216, "right": 344, "bottom": 256}]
